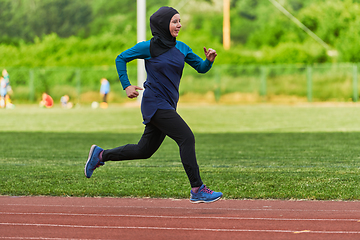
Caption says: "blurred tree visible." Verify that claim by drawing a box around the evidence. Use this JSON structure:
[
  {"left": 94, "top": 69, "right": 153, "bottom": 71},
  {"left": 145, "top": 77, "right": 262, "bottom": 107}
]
[
  {"left": 89, "top": 0, "right": 136, "bottom": 35},
  {"left": 299, "top": 0, "right": 351, "bottom": 46},
  {"left": 29, "top": 0, "right": 92, "bottom": 38},
  {"left": 1, "top": 0, "right": 360, "bottom": 66},
  {"left": 335, "top": 15, "right": 360, "bottom": 62},
  {"left": 0, "top": 0, "right": 14, "bottom": 44},
  {"left": 0, "top": 0, "right": 92, "bottom": 43}
]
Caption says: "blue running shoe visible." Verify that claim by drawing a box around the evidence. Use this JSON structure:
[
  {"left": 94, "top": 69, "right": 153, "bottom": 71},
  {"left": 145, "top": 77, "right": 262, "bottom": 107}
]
[
  {"left": 84, "top": 145, "right": 104, "bottom": 178},
  {"left": 190, "top": 184, "right": 223, "bottom": 203}
]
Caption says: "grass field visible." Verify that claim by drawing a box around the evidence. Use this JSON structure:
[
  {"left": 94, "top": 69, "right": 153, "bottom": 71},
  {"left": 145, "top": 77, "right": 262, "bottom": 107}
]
[{"left": 1, "top": 103, "right": 360, "bottom": 200}]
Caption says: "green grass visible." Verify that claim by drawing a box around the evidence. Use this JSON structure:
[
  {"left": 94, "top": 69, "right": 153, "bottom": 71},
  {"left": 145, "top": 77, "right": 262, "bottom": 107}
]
[{"left": 1, "top": 104, "right": 360, "bottom": 200}]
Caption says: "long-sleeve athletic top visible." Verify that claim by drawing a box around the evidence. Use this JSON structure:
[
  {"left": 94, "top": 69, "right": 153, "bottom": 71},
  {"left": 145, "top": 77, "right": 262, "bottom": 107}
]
[{"left": 115, "top": 40, "right": 213, "bottom": 125}]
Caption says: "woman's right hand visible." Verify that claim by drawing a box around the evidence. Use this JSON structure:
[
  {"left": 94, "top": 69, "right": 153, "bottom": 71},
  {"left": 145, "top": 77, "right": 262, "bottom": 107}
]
[{"left": 125, "top": 85, "right": 144, "bottom": 99}]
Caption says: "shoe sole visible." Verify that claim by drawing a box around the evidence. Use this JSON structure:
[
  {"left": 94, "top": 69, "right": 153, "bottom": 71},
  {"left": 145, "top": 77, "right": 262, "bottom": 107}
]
[
  {"left": 189, "top": 195, "right": 222, "bottom": 204},
  {"left": 84, "top": 144, "right": 97, "bottom": 178}
]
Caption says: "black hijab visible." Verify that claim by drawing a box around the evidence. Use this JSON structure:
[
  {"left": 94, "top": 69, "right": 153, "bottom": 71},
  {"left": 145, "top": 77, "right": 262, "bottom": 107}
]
[{"left": 150, "top": 6, "right": 179, "bottom": 57}]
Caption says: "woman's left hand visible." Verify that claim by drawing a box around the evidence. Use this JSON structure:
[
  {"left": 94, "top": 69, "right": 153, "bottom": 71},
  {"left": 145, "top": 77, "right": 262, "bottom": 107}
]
[{"left": 204, "top": 47, "right": 217, "bottom": 62}]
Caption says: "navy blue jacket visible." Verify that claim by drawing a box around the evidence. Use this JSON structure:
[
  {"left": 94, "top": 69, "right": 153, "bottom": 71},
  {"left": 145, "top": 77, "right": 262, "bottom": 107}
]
[{"left": 116, "top": 40, "right": 213, "bottom": 124}]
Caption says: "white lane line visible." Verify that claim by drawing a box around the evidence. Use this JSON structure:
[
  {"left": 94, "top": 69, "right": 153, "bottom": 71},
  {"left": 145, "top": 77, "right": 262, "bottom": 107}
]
[
  {"left": 2, "top": 203, "right": 360, "bottom": 213},
  {"left": 1, "top": 212, "right": 359, "bottom": 222},
  {"left": 0, "top": 238, "right": 100, "bottom": 240},
  {"left": 0, "top": 222, "right": 360, "bottom": 234}
]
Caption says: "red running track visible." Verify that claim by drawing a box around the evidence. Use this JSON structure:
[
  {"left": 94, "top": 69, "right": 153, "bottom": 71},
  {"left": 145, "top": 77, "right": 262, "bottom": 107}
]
[{"left": 0, "top": 196, "right": 359, "bottom": 240}]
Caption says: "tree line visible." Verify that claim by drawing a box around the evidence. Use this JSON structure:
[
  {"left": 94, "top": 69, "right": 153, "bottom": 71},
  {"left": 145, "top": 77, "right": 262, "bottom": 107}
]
[{"left": 1, "top": 0, "right": 360, "bottom": 67}]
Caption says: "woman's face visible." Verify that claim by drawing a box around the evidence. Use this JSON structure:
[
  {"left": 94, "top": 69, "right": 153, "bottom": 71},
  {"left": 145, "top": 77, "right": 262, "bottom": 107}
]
[{"left": 169, "top": 14, "right": 181, "bottom": 37}]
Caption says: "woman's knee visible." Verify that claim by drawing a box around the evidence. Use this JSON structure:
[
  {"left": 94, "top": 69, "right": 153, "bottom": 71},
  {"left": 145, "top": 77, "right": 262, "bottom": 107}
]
[
  {"left": 136, "top": 145, "right": 157, "bottom": 159},
  {"left": 140, "top": 151, "right": 154, "bottom": 159}
]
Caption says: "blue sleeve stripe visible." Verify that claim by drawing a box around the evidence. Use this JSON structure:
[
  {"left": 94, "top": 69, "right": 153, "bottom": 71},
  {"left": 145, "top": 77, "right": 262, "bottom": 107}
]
[
  {"left": 115, "top": 41, "right": 151, "bottom": 90},
  {"left": 176, "top": 41, "right": 213, "bottom": 74}
]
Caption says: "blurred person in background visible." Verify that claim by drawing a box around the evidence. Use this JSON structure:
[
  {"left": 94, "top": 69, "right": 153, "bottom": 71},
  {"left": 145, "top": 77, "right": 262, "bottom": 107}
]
[
  {"left": 2, "top": 69, "right": 9, "bottom": 85},
  {"left": 100, "top": 78, "right": 110, "bottom": 108},
  {"left": 100, "top": 78, "right": 110, "bottom": 103},
  {"left": 60, "top": 95, "right": 73, "bottom": 109},
  {"left": 40, "top": 92, "right": 53, "bottom": 108},
  {"left": 0, "top": 77, "right": 6, "bottom": 108},
  {"left": 1, "top": 69, "right": 11, "bottom": 108},
  {"left": 85, "top": 6, "right": 222, "bottom": 203}
]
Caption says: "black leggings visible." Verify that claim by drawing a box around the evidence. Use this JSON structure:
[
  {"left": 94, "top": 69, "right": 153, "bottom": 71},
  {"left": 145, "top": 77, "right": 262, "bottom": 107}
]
[{"left": 102, "top": 109, "right": 203, "bottom": 188}]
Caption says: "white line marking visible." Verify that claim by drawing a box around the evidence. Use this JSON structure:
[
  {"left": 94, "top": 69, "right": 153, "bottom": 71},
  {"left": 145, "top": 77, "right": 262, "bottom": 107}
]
[
  {"left": 0, "top": 222, "right": 359, "bottom": 234},
  {"left": 0, "top": 238, "right": 100, "bottom": 240},
  {"left": 2, "top": 203, "right": 360, "bottom": 213},
  {"left": 1, "top": 212, "right": 359, "bottom": 222}
]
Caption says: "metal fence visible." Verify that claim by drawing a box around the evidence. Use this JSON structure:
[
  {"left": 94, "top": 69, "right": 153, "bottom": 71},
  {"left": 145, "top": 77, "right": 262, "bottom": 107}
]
[{"left": 2, "top": 63, "right": 359, "bottom": 103}]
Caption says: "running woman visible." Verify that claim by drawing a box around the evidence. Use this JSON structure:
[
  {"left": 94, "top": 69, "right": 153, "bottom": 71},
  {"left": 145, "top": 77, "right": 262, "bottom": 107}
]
[{"left": 85, "top": 6, "right": 223, "bottom": 203}]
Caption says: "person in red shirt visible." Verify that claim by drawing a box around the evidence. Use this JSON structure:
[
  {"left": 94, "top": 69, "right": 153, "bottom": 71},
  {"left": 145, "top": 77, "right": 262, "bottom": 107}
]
[{"left": 40, "top": 93, "right": 53, "bottom": 108}]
